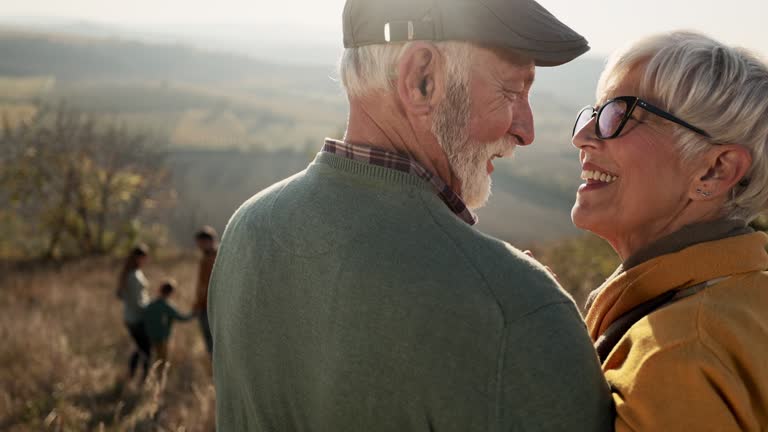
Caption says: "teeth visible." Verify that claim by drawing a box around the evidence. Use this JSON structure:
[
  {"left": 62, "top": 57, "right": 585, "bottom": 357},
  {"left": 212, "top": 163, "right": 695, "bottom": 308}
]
[{"left": 580, "top": 169, "right": 619, "bottom": 183}]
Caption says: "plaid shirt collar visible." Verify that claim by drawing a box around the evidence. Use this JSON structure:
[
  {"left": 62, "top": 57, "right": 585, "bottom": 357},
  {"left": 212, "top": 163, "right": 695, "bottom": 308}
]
[{"left": 322, "top": 139, "right": 477, "bottom": 226}]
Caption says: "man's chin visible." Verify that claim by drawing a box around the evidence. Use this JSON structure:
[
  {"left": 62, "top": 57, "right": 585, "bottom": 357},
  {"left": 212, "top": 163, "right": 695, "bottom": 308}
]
[{"left": 462, "top": 176, "right": 492, "bottom": 210}]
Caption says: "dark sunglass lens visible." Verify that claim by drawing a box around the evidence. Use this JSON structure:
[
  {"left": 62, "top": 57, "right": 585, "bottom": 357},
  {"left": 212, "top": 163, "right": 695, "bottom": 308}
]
[
  {"left": 598, "top": 100, "right": 628, "bottom": 138},
  {"left": 573, "top": 107, "right": 594, "bottom": 137}
]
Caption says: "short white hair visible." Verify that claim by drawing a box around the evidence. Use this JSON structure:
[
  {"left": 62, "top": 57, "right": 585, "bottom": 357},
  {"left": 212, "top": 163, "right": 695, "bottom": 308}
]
[
  {"left": 598, "top": 31, "right": 768, "bottom": 222},
  {"left": 338, "top": 41, "right": 473, "bottom": 99}
]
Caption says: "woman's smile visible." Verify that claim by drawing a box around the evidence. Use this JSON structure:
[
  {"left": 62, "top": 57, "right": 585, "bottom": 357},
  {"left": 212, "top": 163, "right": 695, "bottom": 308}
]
[{"left": 578, "top": 162, "right": 620, "bottom": 192}]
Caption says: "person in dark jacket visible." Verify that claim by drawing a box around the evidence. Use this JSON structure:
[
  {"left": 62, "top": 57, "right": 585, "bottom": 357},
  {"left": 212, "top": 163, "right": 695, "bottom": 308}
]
[{"left": 143, "top": 279, "right": 194, "bottom": 374}]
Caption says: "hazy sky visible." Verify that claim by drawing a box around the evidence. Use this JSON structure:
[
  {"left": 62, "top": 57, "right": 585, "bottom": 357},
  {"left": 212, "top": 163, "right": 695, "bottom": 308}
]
[{"left": 3, "top": 0, "right": 767, "bottom": 57}]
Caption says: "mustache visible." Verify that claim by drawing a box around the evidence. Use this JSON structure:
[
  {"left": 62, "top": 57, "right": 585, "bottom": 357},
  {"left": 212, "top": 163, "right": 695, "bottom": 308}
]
[{"left": 474, "top": 136, "right": 517, "bottom": 161}]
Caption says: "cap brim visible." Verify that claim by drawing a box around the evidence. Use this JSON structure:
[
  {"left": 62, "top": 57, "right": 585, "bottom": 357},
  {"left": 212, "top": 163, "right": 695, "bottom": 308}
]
[
  {"left": 342, "top": 0, "right": 590, "bottom": 66},
  {"left": 524, "top": 44, "right": 591, "bottom": 67},
  {"left": 440, "top": 0, "right": 590, "bottom": 67}
]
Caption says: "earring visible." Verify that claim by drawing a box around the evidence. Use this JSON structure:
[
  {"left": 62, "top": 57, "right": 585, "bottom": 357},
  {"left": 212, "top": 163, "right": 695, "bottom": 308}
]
[{"left": 696, "top": 187, "right": 713, "bottom": 197}]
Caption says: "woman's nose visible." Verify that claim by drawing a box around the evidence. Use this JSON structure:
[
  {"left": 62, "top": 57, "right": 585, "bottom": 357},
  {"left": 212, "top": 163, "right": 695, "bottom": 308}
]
[{"left": 572, "top": 116, "right": 599, "bottom": 150}]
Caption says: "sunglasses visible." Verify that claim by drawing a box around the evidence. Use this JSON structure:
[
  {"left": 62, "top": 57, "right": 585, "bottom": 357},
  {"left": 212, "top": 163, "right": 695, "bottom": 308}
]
[{"left": 573, "top": 96, "right": 711, "bottom": 139}]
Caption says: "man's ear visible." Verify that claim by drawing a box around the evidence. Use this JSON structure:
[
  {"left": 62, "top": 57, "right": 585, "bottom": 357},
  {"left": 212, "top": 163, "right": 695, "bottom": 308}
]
[
  {"left": 690, "top": 144, "right": 752, "bottom": 200},
  {"left": 396, "top": 42, "right": 444, "bottom": 116}
]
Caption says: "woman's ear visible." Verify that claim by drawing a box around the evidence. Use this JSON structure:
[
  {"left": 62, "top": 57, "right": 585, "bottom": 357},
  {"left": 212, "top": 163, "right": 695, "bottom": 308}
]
[
  {"left": 396, "top": 42, "right": 444, "bottom": 116},
  {"left": 690, "top": 144, "right": 752, "bottom": 200}
]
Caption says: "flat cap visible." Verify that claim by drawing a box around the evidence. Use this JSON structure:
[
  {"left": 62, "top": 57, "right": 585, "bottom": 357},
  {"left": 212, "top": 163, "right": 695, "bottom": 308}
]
[{"left": 343, "top": 0, "right": 590, "bottom": 66}]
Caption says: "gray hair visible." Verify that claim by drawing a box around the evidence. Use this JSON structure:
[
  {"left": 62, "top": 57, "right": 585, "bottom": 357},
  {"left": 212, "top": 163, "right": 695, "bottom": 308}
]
[
  {"left": 338, "top": 41, "right": 473, "bottom": 99},
  {"left": 597, "top": 31, "right": 768, "bottom": 222}
]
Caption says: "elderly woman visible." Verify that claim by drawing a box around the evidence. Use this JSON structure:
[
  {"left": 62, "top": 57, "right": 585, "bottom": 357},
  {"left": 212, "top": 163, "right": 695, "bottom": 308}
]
[{"left": 571, "top": 31, "right": 768, "bottom": 430}]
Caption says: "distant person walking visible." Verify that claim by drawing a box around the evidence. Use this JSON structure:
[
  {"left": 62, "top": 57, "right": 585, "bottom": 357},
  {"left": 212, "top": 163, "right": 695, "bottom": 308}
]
[
  {"left": 116, "top": 244, "right": 151, "bottom": 381},
  {"left": 194, "top": 226, "right": 218, "bottom": 357},
  {"left": 143, "top": 279, "right": 195, "bottom": 375}
]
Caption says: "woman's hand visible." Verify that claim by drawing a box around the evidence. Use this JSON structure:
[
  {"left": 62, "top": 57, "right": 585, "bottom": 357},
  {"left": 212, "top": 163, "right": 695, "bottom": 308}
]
[{"left": 523, "top": 250, "right": 561, "bottom": 284}]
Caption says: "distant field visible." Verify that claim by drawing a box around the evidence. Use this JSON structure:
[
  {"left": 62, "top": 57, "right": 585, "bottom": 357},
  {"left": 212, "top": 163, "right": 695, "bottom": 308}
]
[
  {"left": 0, "top": 28, "right": 603, "bottom": 253},
  {"left": 0, "top": 28, "right": 586, "bottom": 153},
  {"left": 0, "top": 76, "right": 346, "bottom": 150},
  {"left": 0, "top": 74, "right": 576, "bottom": 156},
  {"left": 0, "top": 70, "right": 584, "bottom": 248}
]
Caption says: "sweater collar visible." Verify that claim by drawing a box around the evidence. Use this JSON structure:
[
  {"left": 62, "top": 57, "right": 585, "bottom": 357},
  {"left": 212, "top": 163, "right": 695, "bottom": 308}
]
[
  {"left": 585, "top": 231, "right": 768, "bottom": 340},
  {"left": 320, "top": 139, "right": 478, "bottom": 225}
]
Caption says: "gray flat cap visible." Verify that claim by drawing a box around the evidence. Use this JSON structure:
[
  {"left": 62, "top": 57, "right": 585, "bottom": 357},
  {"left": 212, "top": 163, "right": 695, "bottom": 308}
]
[{"left": 343, "top": 0, "right": 589, "bottom": 66}]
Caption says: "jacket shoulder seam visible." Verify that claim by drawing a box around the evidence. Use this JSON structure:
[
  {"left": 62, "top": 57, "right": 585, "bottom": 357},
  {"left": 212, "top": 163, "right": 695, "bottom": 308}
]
[{"left": 694, "top": 294, "right": 740, "bottom": 379}]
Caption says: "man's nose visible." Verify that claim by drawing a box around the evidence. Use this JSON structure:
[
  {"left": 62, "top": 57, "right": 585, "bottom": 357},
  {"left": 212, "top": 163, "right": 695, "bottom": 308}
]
[{"left": 510, "top": 100, "right": 535, "bottom": 146}]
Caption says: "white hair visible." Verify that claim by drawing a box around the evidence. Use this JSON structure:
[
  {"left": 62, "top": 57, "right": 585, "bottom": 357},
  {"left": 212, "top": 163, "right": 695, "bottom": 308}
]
[
  {"left": 338, "top": 41, "right": 517, "bottom": 209},
  {"left": 339, "top": 41, "right": 507, "bottom": 209},
  {"left": 597, "top": 31, "right": 768, "bottom": 222},
  {"left": 338, "top": 41, "right": 473, "bottom": 98}
]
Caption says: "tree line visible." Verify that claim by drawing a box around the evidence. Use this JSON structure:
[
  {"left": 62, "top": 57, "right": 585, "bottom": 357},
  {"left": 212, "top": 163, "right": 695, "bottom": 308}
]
[{"left": 0, "top": 103, "right": 173, "bottom": 260}]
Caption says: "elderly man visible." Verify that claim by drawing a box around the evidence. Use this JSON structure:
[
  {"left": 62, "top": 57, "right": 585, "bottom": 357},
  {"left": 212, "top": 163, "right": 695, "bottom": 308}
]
[{"left": 208, "top": 0, "right": 613, "bottom": 430}]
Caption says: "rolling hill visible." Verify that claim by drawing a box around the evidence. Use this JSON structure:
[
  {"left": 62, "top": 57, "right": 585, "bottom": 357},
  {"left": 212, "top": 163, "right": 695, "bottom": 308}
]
[{"left": 0, "top": 25, "right": 605, "bottom": 244}]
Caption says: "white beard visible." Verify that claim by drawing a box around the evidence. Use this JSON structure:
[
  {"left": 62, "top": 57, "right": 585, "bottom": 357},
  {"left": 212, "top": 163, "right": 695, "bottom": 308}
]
[
  {"left": 448, "top": 136, "right": 515, "bottom": 209},
  {"left": 432, "top": 77, "right": 515, "bottom": 210}
]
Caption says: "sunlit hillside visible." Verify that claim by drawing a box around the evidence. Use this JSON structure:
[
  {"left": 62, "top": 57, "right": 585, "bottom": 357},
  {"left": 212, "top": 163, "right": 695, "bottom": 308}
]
[
  {"left": 0, "top": 230, "right": 623, "bottom": 430},
  {"left": 0, "top": 256, "right": 215, "bottom": 431}
]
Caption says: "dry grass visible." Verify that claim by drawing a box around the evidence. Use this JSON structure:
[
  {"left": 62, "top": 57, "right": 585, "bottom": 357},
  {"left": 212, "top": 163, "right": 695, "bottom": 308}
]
[
  {"left": 0, "top": 103, "right": 38, "bottom": 128},
  {"left": 0, "top": 76, "right": 54, "bottom": 100},
  {"left": 0, "top": 237, "right": 622, "bottom": 431},
  {"left": 0, "top": 255, "right": 215, "bottom": 431}
]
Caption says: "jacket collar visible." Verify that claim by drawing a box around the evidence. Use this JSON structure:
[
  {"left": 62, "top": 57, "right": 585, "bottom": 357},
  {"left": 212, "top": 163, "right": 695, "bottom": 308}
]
[
  {"left": 585, "top": 231, "right": 768, "bottom": 340},
  {"left": 623, "top": 219, "right": 753, "bottom": 270},
  {"left": 584, "top": 219, "right": 753, "bottom": 312}
]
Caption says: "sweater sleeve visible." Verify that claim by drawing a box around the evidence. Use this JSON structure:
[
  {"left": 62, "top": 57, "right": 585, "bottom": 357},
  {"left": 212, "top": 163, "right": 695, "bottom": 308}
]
[
  {"left": 167, "top": 303, "right": 195, "bottom": 322},
  {"left": 608, "top": 339, "right": 753, "bottom": 431},
  {"left": 499, "top": 302, "right": 614, "bottom": 431}
]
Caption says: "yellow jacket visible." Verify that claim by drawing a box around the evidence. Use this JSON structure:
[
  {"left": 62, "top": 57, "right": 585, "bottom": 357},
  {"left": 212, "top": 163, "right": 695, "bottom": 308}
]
[{"left": 586, "top": 232, "right": 768, "bottom": 431}]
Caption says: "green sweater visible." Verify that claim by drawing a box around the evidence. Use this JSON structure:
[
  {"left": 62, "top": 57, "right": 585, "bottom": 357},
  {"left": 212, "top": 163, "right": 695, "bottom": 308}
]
[{"left": 209, "top": 151, "right": 612, "bottom": 431}]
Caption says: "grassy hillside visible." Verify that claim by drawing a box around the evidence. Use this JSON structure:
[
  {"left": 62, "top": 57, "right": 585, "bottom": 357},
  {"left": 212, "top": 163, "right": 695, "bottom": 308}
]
[
  {"left": 0, "top": 256, "right": 215, "bottom": 431},
  {"left": 0, "top": 233, "right": 619, "bottom": 429}
]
